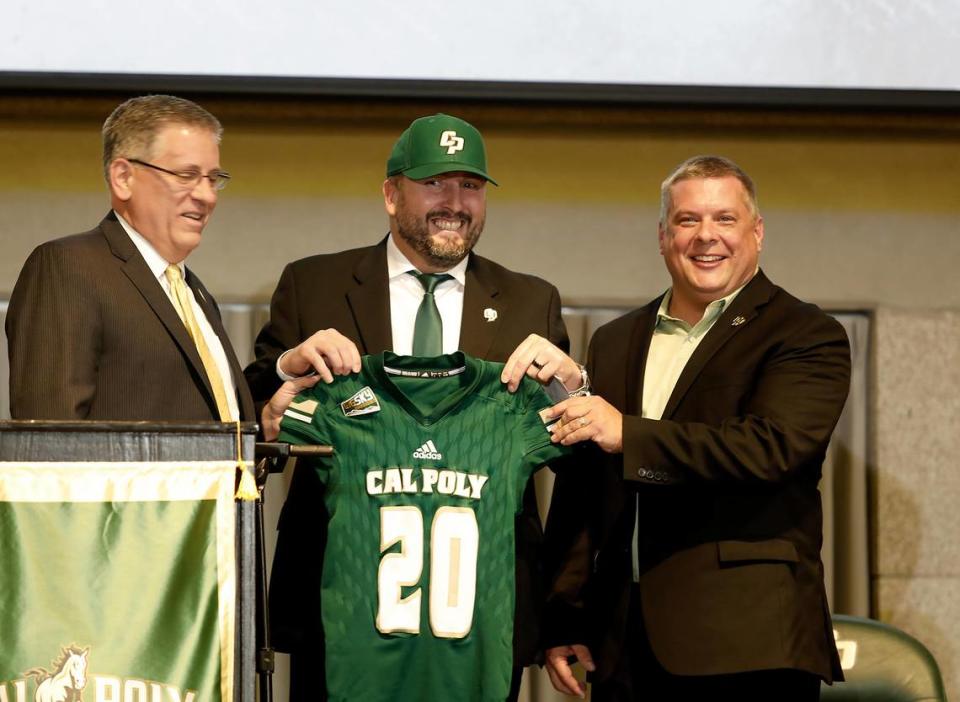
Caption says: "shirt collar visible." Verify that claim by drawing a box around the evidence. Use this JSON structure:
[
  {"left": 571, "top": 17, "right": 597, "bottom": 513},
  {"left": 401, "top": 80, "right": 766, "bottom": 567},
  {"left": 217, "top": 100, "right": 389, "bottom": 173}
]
[
  {"left": 386, "top": 232, "right": 468, "bottom": 287},
  {"left": 656, "top": 273, "right": 754, "bottom": 334},
  {"left": 114, "top": 211, "right": 184, "bottom": 281}
]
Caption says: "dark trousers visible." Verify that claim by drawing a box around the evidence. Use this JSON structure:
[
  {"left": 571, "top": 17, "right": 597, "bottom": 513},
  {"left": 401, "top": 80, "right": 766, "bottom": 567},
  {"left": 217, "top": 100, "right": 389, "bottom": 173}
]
[
  {"left": 505, "top": 665, "right": 523, "bottom": 702},
  {"left": 289, "top": 652, "right": 326, "bottom": 702},
  {"left": 592, "top": 587, "right": 822, "bottom": 702}
]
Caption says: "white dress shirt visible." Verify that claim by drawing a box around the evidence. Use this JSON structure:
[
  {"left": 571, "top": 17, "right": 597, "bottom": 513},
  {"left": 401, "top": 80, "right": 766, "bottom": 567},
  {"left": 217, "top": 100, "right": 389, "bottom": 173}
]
[
  {"left": 115, "top": 212, "right": 240, "bottom": 420},
  {"left": 385, "top": 233, "right": 467, "bottom": 356}
]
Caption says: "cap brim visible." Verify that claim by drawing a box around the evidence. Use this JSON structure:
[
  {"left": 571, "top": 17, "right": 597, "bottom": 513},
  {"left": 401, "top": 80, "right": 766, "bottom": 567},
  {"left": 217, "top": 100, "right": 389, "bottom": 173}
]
[{"left": 396, "top": 162, "right": 498, "bottom": 186}]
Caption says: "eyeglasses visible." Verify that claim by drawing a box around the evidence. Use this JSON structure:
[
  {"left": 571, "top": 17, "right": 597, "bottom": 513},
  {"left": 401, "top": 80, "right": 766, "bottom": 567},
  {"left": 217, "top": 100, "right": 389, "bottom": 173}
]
[{"left": 128, "top": 158, "right": 231, "bottom": 191}]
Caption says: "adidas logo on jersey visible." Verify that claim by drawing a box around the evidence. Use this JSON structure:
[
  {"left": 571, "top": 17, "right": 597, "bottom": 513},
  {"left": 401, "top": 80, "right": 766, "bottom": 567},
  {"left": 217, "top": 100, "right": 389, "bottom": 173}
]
[{"left": 412, "top": 440, "right": 442, "bottom": 460}]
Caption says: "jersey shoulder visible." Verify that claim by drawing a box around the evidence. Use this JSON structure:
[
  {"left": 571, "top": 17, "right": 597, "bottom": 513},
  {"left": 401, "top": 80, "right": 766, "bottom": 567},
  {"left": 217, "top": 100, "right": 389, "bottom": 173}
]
[{"left": 469, "top": 358, "right": 556, "bottom": 417}]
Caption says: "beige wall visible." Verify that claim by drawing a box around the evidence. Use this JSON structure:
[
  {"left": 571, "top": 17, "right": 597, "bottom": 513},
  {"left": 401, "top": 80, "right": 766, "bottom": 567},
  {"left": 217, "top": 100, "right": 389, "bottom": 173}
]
[
  {"left": 874, "top": 309, "right": 960, "bottom": 698},
  {"left": 2, "top": 99, "right": 958, "bottom": 307},
  {"left": 2, "top": 95, "right": 959, "bottom": 697}
]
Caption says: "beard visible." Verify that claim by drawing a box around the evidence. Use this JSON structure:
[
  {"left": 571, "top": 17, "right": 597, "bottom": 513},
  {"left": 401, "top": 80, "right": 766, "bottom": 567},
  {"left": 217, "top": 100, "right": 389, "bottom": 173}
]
[{"left": 394, "top": 206, "right": 485, "bottom": 268}]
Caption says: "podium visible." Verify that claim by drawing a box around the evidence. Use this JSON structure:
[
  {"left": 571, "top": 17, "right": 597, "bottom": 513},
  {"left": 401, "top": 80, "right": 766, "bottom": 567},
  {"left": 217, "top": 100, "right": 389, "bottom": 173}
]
[{"left": 0, "top": 421, "right": 257, "bottom": 702}]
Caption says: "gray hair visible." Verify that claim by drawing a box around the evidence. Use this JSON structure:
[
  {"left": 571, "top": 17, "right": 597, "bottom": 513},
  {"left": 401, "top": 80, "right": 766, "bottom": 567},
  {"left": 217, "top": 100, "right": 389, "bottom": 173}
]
[{"left": 102, "top": 94, "right": 222, "bottom": 182}]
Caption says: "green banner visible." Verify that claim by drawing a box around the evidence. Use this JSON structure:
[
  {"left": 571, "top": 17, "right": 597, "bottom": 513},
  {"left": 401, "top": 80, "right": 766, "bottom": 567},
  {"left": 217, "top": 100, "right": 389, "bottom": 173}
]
[{"left": 0, "top": 461, "right": 237, "bottom": 702}]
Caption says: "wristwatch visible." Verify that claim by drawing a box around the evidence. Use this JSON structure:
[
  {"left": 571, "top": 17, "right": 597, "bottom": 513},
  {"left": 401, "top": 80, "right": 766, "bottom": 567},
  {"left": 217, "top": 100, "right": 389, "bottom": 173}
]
[{"left": 567, "top": 364, "right": 591, "bottom": 397}]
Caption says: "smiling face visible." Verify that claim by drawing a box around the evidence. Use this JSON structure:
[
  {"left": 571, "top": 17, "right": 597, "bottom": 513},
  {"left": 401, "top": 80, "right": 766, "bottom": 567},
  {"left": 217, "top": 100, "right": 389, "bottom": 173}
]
[
  {"left": 659, "top": 175, "right": 764, "bottom": 323},
  {"left": 383, "top": 172, "right": 486, "bottom": 272},
  {"left": 109, "top": 123, "right": 221, "bottom": 263}
]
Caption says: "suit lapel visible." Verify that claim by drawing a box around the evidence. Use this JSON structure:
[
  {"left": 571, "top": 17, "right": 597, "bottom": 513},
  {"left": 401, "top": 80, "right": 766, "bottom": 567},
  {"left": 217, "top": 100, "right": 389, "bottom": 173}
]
[
  {"left": 625, "top": 299, "right": 661, "bottom": 416},
  {"left": 660, "top": 271, "right": 775, "bottom": 419},
  {"left": 186, "top": 270, "right": 256, "bottom": 421},
  {"left": 346, "top": 242, "right": 392, "bottom": 355},
  {"left": 459, "top": 255, "right": 505, "bottom": 359},
  {"left": 101, "top": 214, "right": 218, "bottom": 414}
]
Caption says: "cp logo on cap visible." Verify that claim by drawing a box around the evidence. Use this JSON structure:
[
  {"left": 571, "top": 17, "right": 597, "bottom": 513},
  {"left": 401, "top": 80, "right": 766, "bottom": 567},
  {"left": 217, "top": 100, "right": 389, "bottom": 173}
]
[{"left": 439, "top": 130, "right": 465, "bottom": 155}]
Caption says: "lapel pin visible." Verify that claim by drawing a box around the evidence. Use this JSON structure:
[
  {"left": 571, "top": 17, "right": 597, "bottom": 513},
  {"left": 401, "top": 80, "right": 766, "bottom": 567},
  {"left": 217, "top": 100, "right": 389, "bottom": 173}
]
[
  {"left": 731, "top": 315, "right": 746, "bottom": 326},
  {"left": 483, "top": 308, "right": 498, "bottom": 322}
]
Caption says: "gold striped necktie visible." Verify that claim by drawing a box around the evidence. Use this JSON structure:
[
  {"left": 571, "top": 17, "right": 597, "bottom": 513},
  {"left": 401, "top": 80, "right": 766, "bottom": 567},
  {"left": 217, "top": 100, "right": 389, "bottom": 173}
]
[{"left": 165, "top": 265, "right": 232, "bottom": 420}]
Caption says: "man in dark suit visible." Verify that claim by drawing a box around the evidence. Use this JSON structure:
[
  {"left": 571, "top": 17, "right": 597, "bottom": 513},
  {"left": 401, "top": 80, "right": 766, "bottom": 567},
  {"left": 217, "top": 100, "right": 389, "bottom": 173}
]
[
  {"left": 6, "top": 95, "right": 255, "bottom": 422},
  {"left": 537, "top": 156, "right": 850, "bottom": 700},
  {"left": 246, "top": 114, "right": 584, "bottom": 701}
]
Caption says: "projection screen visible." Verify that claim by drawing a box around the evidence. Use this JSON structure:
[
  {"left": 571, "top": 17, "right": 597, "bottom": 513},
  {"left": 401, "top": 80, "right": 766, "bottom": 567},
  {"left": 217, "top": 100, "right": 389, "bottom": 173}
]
[{"left": 2, "top": 0, "right": 958, "bottom": 106}]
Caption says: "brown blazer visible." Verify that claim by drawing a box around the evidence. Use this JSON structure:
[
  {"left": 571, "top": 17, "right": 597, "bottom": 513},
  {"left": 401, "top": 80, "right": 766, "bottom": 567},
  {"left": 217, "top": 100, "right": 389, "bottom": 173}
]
[
  {"left": 243, "top": 238, "right": 569, "bottom": 669},
  {"left": 543, "top": 271, "right": 850, "bottom": 683},
  {"left": 6, "top": 212, "right": 254, "bottom": 422}
]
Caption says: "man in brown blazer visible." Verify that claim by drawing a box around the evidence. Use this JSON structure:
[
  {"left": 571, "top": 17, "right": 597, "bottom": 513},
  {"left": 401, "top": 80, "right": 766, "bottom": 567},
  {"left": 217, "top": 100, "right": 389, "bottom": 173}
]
[
  {"left": 538, "top": 156, "right": 850, "bottom": 700},
  {"left": 6, "top": 95, "right": 254, "bottom": 422},
  {"left": 245, "top": 114, "right": 584, "bottom": 701}
]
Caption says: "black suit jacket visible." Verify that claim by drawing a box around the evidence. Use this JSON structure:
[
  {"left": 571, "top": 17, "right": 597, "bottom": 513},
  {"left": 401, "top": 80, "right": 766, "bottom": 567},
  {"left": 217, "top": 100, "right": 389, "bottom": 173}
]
[
  {"left": 544, "top": 271, "right": 849, "bottom": 683},
  {"left": 6, "top": 212, "right": 254, "bottom": 421},
  {"left": 243, "top": 239, "right": 569, "bottom": 668}
]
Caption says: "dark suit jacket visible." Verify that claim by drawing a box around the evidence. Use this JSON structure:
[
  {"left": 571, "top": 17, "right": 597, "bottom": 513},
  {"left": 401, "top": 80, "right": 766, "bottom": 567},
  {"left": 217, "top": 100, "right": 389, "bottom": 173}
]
[
  {"left": 243, "top": 239, "right": 569, "bottom": 669},
  {"left": 543, "top": 271, "right": 850, "bottom": 683},
  {"left": 6, "top": 212, "right": 254, "bottom": 421}
]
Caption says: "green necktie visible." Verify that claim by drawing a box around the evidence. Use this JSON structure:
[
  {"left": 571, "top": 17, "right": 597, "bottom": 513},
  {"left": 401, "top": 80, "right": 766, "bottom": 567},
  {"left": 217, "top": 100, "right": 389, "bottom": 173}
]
[{"left": 410, "top": 271, "right": 452, "bottom": 356}]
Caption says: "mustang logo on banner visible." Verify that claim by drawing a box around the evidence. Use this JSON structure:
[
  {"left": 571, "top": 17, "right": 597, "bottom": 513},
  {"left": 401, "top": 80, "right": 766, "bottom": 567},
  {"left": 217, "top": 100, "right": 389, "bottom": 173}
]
[
  {"left": 0, "top": 461, "right": 238, "bottom": 702},
  {"left": 23, "top": 646, "right": 88, "bottom": 702}
]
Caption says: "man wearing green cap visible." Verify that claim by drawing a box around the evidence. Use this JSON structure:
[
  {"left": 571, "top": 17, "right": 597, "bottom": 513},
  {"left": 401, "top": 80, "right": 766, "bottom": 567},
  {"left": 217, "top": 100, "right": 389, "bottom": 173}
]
[{"left": 245, "top": 113, "right": 585, "bottom": 701}]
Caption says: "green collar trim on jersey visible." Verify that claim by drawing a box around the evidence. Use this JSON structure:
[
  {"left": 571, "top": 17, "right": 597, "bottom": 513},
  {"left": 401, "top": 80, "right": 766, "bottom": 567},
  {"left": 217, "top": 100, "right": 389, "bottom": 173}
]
[{"left": 371, "top": 351, "right": 484, "bottom": 426}]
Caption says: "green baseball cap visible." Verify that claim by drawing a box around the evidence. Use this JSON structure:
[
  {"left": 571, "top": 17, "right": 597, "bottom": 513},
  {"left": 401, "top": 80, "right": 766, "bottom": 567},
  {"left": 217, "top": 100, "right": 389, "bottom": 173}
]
[{"left": 386, "top": 113, "right": 497, "bottom": 185}]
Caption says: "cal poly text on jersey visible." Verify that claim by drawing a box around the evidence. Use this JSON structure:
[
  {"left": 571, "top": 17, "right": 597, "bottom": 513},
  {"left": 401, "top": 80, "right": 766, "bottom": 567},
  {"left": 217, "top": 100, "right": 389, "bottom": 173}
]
[{"left": 366, "top": 467, "right": 489, "bottom": 500}]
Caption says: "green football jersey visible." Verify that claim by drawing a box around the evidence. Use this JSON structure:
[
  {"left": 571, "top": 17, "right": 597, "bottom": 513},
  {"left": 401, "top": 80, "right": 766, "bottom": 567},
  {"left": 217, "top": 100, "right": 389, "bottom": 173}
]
[{"left": 279, "top": 351, "right": 569, "bottom": 702}]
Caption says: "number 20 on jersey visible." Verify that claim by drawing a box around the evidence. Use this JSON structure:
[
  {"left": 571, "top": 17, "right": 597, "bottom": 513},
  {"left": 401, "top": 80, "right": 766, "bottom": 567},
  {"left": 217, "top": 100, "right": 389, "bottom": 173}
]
[{"left": 376, "top": 505, "right": 479, "bottom": 638}]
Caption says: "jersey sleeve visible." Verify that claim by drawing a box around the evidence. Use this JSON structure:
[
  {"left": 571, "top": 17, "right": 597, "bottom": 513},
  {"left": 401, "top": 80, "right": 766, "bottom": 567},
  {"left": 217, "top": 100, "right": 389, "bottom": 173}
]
[
  {"left": 517, "top": 377, "right": 571, "bottom": 474},
  {"left": 278, "top": 388, "right": 332, "bottom": 447}
]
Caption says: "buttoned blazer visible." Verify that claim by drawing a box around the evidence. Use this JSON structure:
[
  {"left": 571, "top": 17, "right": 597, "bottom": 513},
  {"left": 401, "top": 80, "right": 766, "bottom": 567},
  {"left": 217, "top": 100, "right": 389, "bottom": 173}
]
[
  {"left": 543, "top": 270, "right": 850, "bottom": 683},
  {"left": 244, "top": 238, "right": 569, "bottom": 667},
  {"left": 6, "top": 211, "right": 254, "bottom": 422}
]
